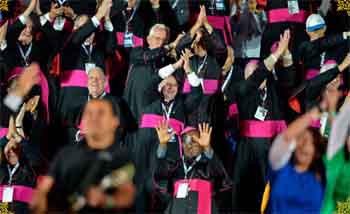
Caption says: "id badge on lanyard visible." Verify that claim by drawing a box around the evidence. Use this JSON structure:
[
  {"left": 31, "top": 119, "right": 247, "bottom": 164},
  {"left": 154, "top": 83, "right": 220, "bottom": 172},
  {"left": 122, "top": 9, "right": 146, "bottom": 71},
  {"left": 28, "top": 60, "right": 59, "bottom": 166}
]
[
  {"left": 215, "top": 0, "right": 225, "bottom": 11},
  {"left": 254, "top": 106, "right": 268, "bottom": 121},
  {"left": 287, "top": 0, "right": 300, "bottom": 14},
  {"left": 3, "top": 164, "right": 19, "bottom": 203},
  {"left": 124, "top": 32, "right": 134, "bottom": 48},
  {"left": 176, "top": 183, "right": 189, "bottom": 198}
]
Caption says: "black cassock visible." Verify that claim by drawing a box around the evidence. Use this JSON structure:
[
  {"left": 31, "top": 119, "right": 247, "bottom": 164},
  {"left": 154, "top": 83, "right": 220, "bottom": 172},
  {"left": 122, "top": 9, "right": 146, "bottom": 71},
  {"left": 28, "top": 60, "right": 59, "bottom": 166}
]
[
  {"left": 298, "top": 33, "right": 348, "bottom": 80},
  {"left": 153, "top": 148, "right": 232, "bottom": 214},
  {"left": 47, "top": 140, "right": 133, "bottom": 213},
  {"left": 57, "top": 18, "right": 116, "bottom": 126},
  {"left": 131, "top": 87, "right": 201, "bottom": 211},
  {"left": 260, "top": 0, "right": 311, "bottom": 60},
  {"left": 123, "top": 47, "right": 172, "bottom": 125},
  {"left": 225, "top": 62, "right": 295, "bottom": 212}
]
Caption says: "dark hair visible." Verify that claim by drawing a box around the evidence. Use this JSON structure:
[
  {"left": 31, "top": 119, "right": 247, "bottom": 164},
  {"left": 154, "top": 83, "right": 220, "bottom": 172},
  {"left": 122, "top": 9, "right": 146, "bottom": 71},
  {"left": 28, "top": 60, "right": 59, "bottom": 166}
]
[
  {"left": 196, "top": 27, "right": 215, "bottom": 56},
  {"left": 293, "top": 128, "right": 326, "bottom": 185}
]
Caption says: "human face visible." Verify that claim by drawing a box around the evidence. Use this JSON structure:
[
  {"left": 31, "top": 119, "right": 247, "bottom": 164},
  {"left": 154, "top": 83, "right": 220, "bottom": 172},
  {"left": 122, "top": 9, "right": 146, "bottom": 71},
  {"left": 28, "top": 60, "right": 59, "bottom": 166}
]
[
  {"left": 88, "top": 68, "right": 105, "bottom": 98},
  {"left": 183, "top": 131, "right": 203, "bottom": 158},
  {"left": 162, "top": 76, "right": 178, "bottom": 101},
  {"left": 82, "top": 100, "right": 119, "bottom": 142},
  {"left": 4, "top": 139, "right": 20, "bottom": 166},
  {"left": 247, "top": 0, "right": 257, "bottom": 13},
  {"left": 18, "top": 18, "right": 33, "bottom": 45},
  {"left": 295, "top": 130, "right": 316, "bottom": 170},
  {"left": 147, "top": 28, "right": 168, "bottom": 49}
]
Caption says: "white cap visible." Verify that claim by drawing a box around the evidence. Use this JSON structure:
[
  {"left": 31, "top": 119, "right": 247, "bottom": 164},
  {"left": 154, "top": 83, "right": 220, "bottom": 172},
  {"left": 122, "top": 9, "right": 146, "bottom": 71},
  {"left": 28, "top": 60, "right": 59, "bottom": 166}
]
[{"left": 306, "top": 14, "right": 326, "bottom": 32}]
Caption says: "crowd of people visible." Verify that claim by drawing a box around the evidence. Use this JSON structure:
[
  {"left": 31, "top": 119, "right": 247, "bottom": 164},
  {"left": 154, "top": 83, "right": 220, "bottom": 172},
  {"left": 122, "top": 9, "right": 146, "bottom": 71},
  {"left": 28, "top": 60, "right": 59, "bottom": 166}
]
[{"left": 0, "top": 0, "right": 350, "bottom": 213}]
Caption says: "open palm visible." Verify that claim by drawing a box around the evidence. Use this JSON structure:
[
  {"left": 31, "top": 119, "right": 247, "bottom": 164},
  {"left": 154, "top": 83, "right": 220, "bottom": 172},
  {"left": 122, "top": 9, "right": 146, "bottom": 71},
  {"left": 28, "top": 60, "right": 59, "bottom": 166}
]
[
  {"left": 155, "top": 120, "right": 172, "bottom": 145},
  {"left": 195, "top": 123, "right": 212, "bottom": 149}
]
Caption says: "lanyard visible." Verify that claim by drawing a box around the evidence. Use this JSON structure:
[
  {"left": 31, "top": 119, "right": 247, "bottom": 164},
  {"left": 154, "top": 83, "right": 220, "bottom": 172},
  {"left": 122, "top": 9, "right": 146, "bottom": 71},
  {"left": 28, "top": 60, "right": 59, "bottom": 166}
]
[
  {"left": 259, "top": 87, "right": 267, "bottom": 107},
  {"left": 171, "top": 0, "right": 180, "bottom": 9},
  {"left": 197, "top": 55, "right": 208, "bottom": 75},
  {"left": 320, "top": 52, "right": 326, "bottom": 67},
  {"left": 123, "top": 8, "right": 137, "bottom": 32},
  {"left": 7, "top": 163, "right": 19, "bottom": 185},
  {"left": 182, "top": 155, "right": 202, "bottom": 179},
  {"left": 221, "top": 66, "right": 234, "bottom": 92},
  {"left": 161, "top": 102, "right": 174, "bottom": 121},
  {"left": 82, "top": 44, "right": 93, "bottom": 61},
  {"left": 17, "top": 43, "right": 32, "bottom": 66}
]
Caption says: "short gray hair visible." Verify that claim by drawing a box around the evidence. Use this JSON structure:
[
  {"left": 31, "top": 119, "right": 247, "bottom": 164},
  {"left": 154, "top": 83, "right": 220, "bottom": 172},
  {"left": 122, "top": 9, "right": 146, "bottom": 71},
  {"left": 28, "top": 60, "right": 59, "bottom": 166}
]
[
  {"left": 88, "top": 66, "right": 106, "bottom": 82},
  {"left": 148, "top": 24, "right": 170, "bottom": 42}
]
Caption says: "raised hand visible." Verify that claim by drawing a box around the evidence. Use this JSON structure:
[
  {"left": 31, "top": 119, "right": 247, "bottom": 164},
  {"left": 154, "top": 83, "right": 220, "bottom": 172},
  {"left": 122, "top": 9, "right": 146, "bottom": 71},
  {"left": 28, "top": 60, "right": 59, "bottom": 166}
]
[
  {"left": 49, "top": 3, "right": 64, "bottom": 20},
  {"left": 96, "top": 0, "right": 113, "bottom": 20},
  {"left": 222, "top": 46, "right": 234, "bottom": 75},
  {"left": 23, "top": 0, "right": 37, "bottom": 17},
  {"left": 181, "top": 49, "right": 194, "bottom": 74},
  {"left": 12, "top": 63, "right": 40, "bottom": 97},
  {"left": 274, "top": 29, "right": 290, "bottom": 58},
  {"left": 155, "top": 120, "right": 172, "bottom": 145},
  {"left": 193, "top": 123, "right": 212, "bottom": 149},
  {"left": 169, "top": 32, "right": 186, "bottom": 50},
  {"left": 26, "top": 95, "right": 40, "bottom": 113},
  {"left": 0, "top": 21, "right": 8, "bottom": 42},
  {"left": 63, "top": 6, "right": 77, "bottom": 20},
  {"left": 338, "top": 54, "right": 350, "bottom": 72}
]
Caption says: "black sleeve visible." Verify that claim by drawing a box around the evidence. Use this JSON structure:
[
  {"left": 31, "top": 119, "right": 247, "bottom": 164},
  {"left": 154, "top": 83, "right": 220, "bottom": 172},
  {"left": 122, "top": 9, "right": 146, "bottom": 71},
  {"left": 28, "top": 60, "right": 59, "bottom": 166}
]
[
  {"left": 130, "top": 47, "right": 167, "bottom": 65},
  {"left": 104, "top": 29, "right": 117, "bottom": 55},
  {"left": 207, "top": 153, "right": 233, "bottom": 194},
  {"left": 275, "top": 64, "right": 296, "bottom": 92},
  {"left": 183, "top": 86, "right": 203, "bottom": 113},
  {"left": 6, "top": 19, "right": 25, "bottom": 46},
  {"left": 71, "top": 20, "right": 98, "bottom": 46},
  {"left": 237, "top": 62, "right": 270, "bottom": 97},
  {"left": 305, "top": 66, "right": 340, "bottom": 101}
]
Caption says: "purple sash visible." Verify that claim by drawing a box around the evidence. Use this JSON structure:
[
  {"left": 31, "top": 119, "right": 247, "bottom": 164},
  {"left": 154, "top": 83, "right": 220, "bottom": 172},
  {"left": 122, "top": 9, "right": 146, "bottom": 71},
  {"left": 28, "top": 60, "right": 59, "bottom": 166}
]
[
  {"left": 183, "top": 79, "right": 219, "bottom": 95},
  {"left": 116, "top": 32, "right": 144, "bottom": 48},
  {"left": 240, "top": 120, "right": 287, "bottom": 138},
  {"left": 0, "top": 185, "right": 33, "bottom": 203},
  {"left": 268, "top": 9, "right": 307, "bottom": 23}
]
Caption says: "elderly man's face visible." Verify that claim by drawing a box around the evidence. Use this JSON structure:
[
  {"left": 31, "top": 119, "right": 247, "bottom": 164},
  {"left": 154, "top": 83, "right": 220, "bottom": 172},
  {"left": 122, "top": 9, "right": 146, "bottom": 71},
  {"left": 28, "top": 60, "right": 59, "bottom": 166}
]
[
  {"left": 18, "top": 18, "right": 33, "bottom": 45},
  {"left": 88, "top": 68, "right": 105, "bottom": 98},
  {"left": 147, "top": 28, "right": 168, "bottom": 49},
  {"left": 162, "top": 76, "right": 178, "bottom": 101}
]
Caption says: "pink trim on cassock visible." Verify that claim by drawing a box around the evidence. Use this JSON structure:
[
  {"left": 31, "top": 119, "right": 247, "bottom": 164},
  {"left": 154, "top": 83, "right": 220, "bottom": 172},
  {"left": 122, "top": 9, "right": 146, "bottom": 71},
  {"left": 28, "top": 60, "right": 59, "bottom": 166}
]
[
  {"left": 305, "top": 60, "right": 337, "bottom": 80},
  {"left": 268, "top": 9, "right": 307, "bottom": 23},
  {"left": 0, "top": 185, "right": 34, "bottom": 203},
  {"left": 0, "top": 128, "right": 8, "bottom": 139},
  {"left": 183, "top": 79, "right": 219, "bottom": 95},
  {"left": 228, "top": 103, "right": 238, "bottom": 118},
  {"left": 116, "top": 32, "right": 144, "bottom": 48},
  {"left": 140, "top": 114, "right": 184, "bottom": 157},
  {"left": 173, "top": 179, "right": 212, "bottom": 214},
  {"left": 207, "top": 16, "right": 233, "bottom": 45},
  {"left": 7, "top": 67, "right": 50, "bottom": 123},
  {"left": 60, "top": 69, "right": 110, "bottom": 92},
  {"left": 239, "top": 120, "right": 287, "bottom": 138}
]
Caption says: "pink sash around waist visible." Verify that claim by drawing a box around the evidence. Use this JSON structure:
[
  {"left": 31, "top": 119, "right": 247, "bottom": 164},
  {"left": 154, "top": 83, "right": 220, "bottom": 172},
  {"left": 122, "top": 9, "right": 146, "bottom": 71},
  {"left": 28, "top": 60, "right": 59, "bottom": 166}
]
[
  {"left": 305, "top": 60, "right": 337, "bottom": 80},
  {"left": 240, "top": 120, "right": 287, "bottom": 138},
  {"left": 0, "top": 185, "right": 34, "bottom": 203},
  {"left": 183, "top": 79, "right": 219, "bottom": 95},
  {"left": 60, "top": 69, "right": 110, "bottom": 92},
  {"left": 268, "top": 9, "right": 307, "bottom": 23},
  {"left": 174, "top": 179, "right": 212, "bottom": 214}
]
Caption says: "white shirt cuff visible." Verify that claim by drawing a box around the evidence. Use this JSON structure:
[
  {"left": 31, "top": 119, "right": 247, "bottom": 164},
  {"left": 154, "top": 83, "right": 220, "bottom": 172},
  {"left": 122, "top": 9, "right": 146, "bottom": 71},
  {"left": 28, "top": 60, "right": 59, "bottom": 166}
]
[
  {"left": 158, "top": 64, "right": 175, "bottom": 79},
  {"left": 187, "top": 72, "right": 201, "bottom": 87},
  {"left": 4, "top": 94, "right": 23, "bottom": 112},
  {"left": 19, "top": 15, "right": 27, "bottom": 25},
  {"left": 343, "top": 32, "right": 348, "bottom": 40},
  {"left": 91, "top": 16, "right": 100, "bottom": 28},
  {"left": 40, "top": 13, "right": 51, "bottom": 26},
  {"left": 0, "top": 40, "right": 7, "bottom": 51},
  {"left": 104, "top": 20, "right": 114, "bottom": 32}
]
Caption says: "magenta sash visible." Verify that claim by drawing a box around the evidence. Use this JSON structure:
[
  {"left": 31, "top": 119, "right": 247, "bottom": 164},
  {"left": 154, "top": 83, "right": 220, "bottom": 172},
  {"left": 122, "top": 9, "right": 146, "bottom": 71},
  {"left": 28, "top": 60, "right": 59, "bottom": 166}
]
[
  {"left": 305, "top": 60, "right": 337, "bottom": 80},
  {"left": 116, "top": 32, "right": 144, "bottom": 48},
  {"left": 60, "top": 69, "right": 110, "bottom": 92},
  {"left": 0, "top": 185, "right": 34, "bottom": 203},
  {"left": 173, "top": 179, "right": 212, "bottom": 214},
  {"left": 0, "top": 128, "right": 8, "bottom": 139},
  {"left": 207, "top": 16, "right": 232, "bottom": 45},
  {"left": 140, "top": 114, "right": 184, "bottom": 156},
  {"left": 140, "top": 114, "right": 184, "bottom": 135},
  {"left": 7, "top": 67, "right": 50, "bottom": 123},
  {"left": 268, "top": 9, "right": 307, "bottom": 23},
  {"left": 240, "top": 120, "right": 287, "bottom": 138},
  {"left": 183, "top": 79, "right": 219, "bottom": 95}
]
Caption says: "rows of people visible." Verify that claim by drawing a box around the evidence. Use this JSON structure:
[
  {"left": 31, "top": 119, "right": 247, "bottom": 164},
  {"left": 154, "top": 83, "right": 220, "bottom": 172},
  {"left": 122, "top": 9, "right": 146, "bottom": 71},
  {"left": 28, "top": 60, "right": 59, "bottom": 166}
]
[{"left": 0, "top": 0, "right": 350, "bottom": 213}]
